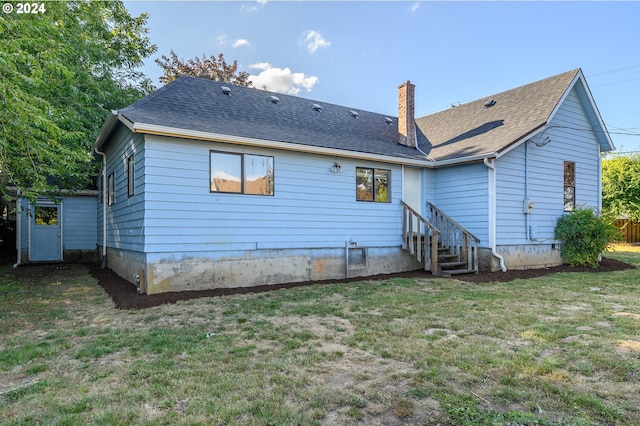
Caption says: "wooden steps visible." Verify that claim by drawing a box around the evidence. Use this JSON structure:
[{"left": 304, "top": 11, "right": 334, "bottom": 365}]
[
  {"left": 437, "top": 246, "right": 476, "bottom": 277},
  {"left": 401, "top": 201, "right": 479, "bottom": 277}
]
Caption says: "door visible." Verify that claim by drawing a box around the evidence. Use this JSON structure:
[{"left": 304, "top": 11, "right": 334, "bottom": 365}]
[
  {"left": 403, "top": 167, "right": 423, "bottom": 223},
  {"left": 30, "top": 202, "right": 62, "bottom": 261}
]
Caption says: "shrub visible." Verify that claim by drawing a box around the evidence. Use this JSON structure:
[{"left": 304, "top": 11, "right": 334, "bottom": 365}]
[{"left": 554, "top": 207, "right": 622, "bottom": 267}]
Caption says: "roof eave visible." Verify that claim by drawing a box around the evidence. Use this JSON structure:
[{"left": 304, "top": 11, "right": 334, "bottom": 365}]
[
  {"left": 93, "top": 111, "right": 120, "bottom": 152},
  {"left": 548, "top": 70, "right": 615, "bottom": 152},
  {"left": 431, "top": 152, "right": 497, "bottom": 167},
  {"left": 131, "top": 122, "right": 433, "bottom": 167}
]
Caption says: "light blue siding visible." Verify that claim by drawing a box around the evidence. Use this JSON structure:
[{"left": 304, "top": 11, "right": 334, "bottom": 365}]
[
  {"left": 496, "top": 88, "right": 601, "bottom": 245},
  {"left": 98, "top": 126, "right": 145, "bottom": 252},
  {"left": 63, "top": 196, "right": 97, "bottom": 250},
  {"left": 142, "top": 135, "right": 404, "bottom": 254},
  {"left": 432, "top": 162, "right": 489, "bottom": 245},
  {"left": 18, "top": 195, "right": 97, "bottom": 260}
]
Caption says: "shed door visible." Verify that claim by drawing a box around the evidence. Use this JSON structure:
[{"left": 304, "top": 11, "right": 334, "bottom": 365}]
[{"left": 30, "top": 202, "right": 62, "bottom": 261}]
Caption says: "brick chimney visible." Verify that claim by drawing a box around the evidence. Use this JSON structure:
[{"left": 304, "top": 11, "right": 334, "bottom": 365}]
[{"left": 398, "top": 80, "right": 416, "bottom": 148}]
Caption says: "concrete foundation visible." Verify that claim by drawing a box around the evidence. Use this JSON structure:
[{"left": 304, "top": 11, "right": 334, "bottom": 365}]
[
  {"left": 498, "top": 243, "right": 562, "bottom": 270},
  {"left": 105, "top": 247, "right": 146, "bottom": 291},
  {"left": 108, "top": 246, "right": 422, "bottom": 295}
]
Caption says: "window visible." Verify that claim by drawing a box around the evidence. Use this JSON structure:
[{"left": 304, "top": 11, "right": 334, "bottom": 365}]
[
  {"left": 564, "top": 161, "right": 575, "bottom": 212},
  {"left": 356, "top": 167, "right": 390, "bottom": 202},
  {"left": 210, "top": 151, "right": 274, "bottom": 195},
  {"left": 34, "top": 206, "right": 58, "bottom": 225},
  {"left": 127, "top": 155, "right": 135, "bottom": 197},
  {"left": 108, "top": 172, "right": 115, "bottom": 206}
]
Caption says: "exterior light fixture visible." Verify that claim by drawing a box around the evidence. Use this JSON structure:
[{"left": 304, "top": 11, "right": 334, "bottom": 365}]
[{"left": 330, "top": 162, "right": 343, "bottom": 173}]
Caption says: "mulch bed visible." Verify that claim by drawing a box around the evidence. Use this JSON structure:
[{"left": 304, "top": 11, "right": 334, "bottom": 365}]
[{"left": 88, "top": 258, "right": 635, "bottom": 310}]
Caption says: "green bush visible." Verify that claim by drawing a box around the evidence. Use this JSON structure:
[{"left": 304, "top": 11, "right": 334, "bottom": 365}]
[{"left": 554, "top": 207, "right": 622, "bottom": 267}]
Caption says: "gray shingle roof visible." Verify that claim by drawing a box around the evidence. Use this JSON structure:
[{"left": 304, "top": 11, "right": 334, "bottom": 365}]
[
  {"left": 111, "top": 69, "right": 607, "bottom": 165},
  {"left": 118, "top": 76, "right": 427, "bottom": 161},
  {"left": 415, "top": 69, "right": 581, "bottom": 161}
]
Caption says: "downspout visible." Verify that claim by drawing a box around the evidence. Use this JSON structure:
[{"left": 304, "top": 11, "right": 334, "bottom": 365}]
[
  {"left": 93, "top": 147, "right": 108, "bottom": 268},
  {"left": 597, "top": 147, "right": 603, "bottom": 213},
  {"left": 12, "top": 189, "right": 21, "bottom": 268},
  {"left": 484, "top": 158, "right": 507, "bottom": 272},
  {"left": 524, "top": 141, "right": 530, "bottom": 240}
]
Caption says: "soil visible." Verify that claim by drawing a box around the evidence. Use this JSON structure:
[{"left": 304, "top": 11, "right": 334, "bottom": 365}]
[{"left": 88, "top": 257, "right": 635, "bottom": 310}]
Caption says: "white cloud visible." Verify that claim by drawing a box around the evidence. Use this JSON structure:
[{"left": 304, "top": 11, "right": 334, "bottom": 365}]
[
  {"left": 215, "top": 34, "right": 229, "bottom": 46},
  {"left": 409, "top": 2, "right": 420, "bottom": 13},
  {"left": 242, "top": 0, "right": 267, "bottom": 13},
  {"left": 232, "top": 39, "right": 251, "bottom": 48},
  {"left": 249, "top": 63, "right": 318, "bottom": 95},
  {"left": 300, "top": 30, "right": 331, "bottom": 54}
]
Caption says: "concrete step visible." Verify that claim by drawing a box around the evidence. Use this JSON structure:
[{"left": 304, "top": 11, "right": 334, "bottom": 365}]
[{"left": 440, "top": 269, "right": 477, "bottom": 277}]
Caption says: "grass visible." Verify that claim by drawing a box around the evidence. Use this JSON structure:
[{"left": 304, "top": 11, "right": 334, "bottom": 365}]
[{"left": 1, "top": 250, "right": 639, "bottom": 425}]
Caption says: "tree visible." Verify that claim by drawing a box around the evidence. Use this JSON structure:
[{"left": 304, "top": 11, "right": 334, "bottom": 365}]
[
  {"left": 155, "top": 50, "right": 252, "bottom": 86},
  {"left": 0, "top": 1, "right": 156, "bottom": 203},
  {"left": 602, "top": 153, "right": 640, "bottom": 221}
]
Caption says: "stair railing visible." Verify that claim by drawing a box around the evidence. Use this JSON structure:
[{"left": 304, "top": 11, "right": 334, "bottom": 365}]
[
  {"left": 401, "top": 201, "right": 439, "bottom": 273},
  {"left": 427, "top": 202, "right": 480, "bottom": 273}
]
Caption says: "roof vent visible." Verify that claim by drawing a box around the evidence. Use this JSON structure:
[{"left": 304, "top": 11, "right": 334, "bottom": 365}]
[
  {"left": 269, "top": 95, "right": 280, "bottom": 104},
  {"left": 384, "top": 117, "right": 393, "bottom": 125},
  {"left": 350, "top": 110, "right": 359, "bottom": 118},
  {"left": 312, "top": 103, "right": 322, "bottom": 111},
  {"left": 221, "top": 86, "right": 231, "bottom": 95},
  {"left": 484, "top": 99, "right": 496, "bottom": 108}
]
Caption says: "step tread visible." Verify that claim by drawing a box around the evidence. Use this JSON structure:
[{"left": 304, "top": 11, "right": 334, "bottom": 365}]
[
  {"left": 438, "top": 261, "right": 467, "bottom": 268},
  {"left": 440, "top": 269, "right": 477, "bottom": 277}
]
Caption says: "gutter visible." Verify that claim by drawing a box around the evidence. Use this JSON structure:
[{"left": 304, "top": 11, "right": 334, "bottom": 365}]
[
  {"left": 483, "top": 158, "right": 507, "bottom": 272},
  {"left": 12, "top": 189, "right": 21, "bottom": 268},
  {"left": 132, "top": 122, "right": 434, "bottom": 167},
  {"left": 114, "top": 117, "right": 506, "bottom": 169}
]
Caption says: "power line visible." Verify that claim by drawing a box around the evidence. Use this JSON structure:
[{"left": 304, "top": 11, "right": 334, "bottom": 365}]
[
  {"left": 587, "top": 64, "right": 640, "bottom": 78},
  {"left": 592, "top": 77, "right": 640, "bottom": 88}
]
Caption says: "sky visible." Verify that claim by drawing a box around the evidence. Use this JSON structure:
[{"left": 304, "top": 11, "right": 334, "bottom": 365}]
[{"left": 124, "top": 0, "right": 640, "bottom": 153}]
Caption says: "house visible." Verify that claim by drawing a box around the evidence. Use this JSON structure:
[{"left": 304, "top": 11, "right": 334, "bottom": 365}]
[{"left": 86, "top": 68, "right": 613, "bottom": 294}]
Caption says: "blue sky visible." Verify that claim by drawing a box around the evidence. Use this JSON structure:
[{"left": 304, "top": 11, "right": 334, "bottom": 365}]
[{"left": 124, "top": 1, "right": 640, "bottom": 152}]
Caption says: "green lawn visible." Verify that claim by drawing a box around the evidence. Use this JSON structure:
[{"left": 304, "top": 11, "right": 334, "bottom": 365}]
[{"left": 1, "top": 250, "right": 639, "bottom": 425}]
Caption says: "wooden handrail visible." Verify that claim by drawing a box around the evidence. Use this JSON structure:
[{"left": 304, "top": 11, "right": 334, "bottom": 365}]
[
  {"left": 427, "top": 202, "right": 480, "bottom": 243},
  {"left": 401, "top": 201, "right": 439, "bottom": 273},
  {"left": 427, "top": 202, "right": 480, "bottom": 273}
]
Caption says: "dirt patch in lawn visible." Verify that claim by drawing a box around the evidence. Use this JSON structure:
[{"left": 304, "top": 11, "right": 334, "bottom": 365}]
[{"left": 88, "top": 257, "right": 634, "bottom": 310}]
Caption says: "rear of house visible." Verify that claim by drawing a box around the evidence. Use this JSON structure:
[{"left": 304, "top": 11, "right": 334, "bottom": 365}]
[{"left": 90, "top": 69, "right": 613, "bottom": 293}]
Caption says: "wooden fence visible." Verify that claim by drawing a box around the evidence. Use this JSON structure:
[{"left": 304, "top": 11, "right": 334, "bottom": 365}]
[{"left": 614, "top": 219, "right": 640, "bottom": 243}]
